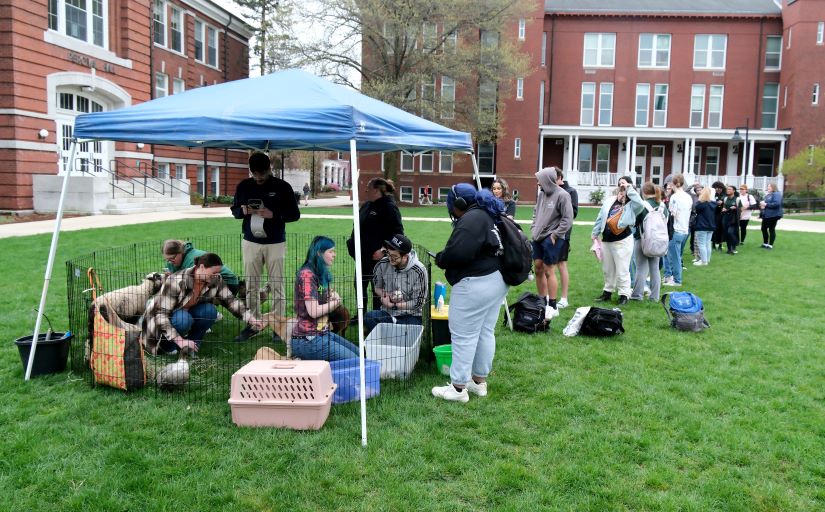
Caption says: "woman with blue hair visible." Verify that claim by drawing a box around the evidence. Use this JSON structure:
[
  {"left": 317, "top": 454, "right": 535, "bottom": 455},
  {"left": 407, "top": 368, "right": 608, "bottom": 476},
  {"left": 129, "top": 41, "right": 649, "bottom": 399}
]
[
  {"left": 291, "top": 236, "right": 359, "bottom": 361},
  {"left": 432, "top": 183, "right": 508, "bottom": 403}
]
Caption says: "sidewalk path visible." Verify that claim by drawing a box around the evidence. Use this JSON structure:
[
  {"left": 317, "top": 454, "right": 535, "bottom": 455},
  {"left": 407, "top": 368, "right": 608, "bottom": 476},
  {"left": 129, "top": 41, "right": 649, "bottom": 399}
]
[{"left": 3, "top": 197, "right": 824, "bottom": 238}]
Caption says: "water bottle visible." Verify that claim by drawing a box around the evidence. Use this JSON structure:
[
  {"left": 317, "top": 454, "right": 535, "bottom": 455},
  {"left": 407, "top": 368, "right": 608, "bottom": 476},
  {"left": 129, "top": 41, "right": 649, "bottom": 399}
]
[{"left": 434, "top": 282, "right": 446, "bottom": 312}]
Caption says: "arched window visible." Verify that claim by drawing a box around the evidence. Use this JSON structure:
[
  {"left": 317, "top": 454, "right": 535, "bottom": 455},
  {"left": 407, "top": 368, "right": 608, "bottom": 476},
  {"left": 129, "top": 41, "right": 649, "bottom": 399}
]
[{"left": 55, "top": 90, "right": 107, "bottom": 174}]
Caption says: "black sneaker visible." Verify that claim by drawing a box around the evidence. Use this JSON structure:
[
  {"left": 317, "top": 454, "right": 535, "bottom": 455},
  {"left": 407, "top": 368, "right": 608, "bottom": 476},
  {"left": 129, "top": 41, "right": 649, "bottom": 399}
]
[
  {"left": 234, "top": 324, "right": 260, "bottom": 342},
  {"left": 617, "top": 295, "right": 629, "bottom": 305}
]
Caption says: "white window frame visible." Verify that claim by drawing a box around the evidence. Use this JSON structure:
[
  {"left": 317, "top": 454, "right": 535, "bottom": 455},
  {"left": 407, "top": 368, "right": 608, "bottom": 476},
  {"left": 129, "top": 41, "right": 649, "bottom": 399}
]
[
  {"left": 690, "top": 85, "right": 705, "bottom": 128},
  {"left": 813, "top": 83, "right": 820, "bottom": 105},
  {"left": 438, "top": 187, "right": 451, "bottom": 202},
  {"left": 206, "top": 25, "right": 218, "bottom": 68},
  {"left": 210, "top": 166, "right": 220, "bottom": 196},
  {"left": 818, "top": 22, "right": 824, "bottom": 45},
  {"left": 692, "top": 146, "right": 703, "bottom": 174},
  {"left": 422, "top": 22, "right": 437, "bottom": 51},
  {"left": 518, "top": 19, "right": 526, "bottom": 41},
  {"left": 50, "top": 0, "right": 109, "bottom": 49},
  {"left": 653, "top": 84, "right": 668, "bottom": 128},
  {"left": 596, "top": 144, "right": 610, "bottom": 173},
  {"left": 156, "top": 162, "right": 169, "bottom": 179},
  {"left": 638, "top": 33, "right": 671, "bottom": 68},
  {"left": 194, "top": 20, "right": 204, "bottom": 62},
  {"left": 169, "top": 5, "right": 184, "bottom": 53},
  {"left": 441, "top": 76, "right": 455, "bottom": 119},
  {"left": 541, "top": 32, "right": 547, "bottom": 66},
  {"left": 635, "top": 83, "right": 650, "bottom": 127},
  {"left": 196, "top": 165, "right": 206, "bottom": 195},
  {"left": 765, "top": 35, "right": 782, "bottom": 70},
  {"left": 705, "top": 147, "right": 720, "bottom": 175},
  {"left": 598, "top": 82, "right": 613, "bottom": 126},
  {"left": 762, "top": 83, "right": 779, "bottom": 129},
  {"left": 708, "top": 85, "right": 724, "bottom": 129},
  {"left": 155, "top": 72, "right": 168, "bottom": 98},
  {"left": 153, "top": 0, "right": 167, "bottom": 47},
  {"left": 172, "top": 78, "right": 185, "bottom": 94},
  {"left": 514, "top": 138, "right": 521, "bottom": 159},
  {"left": 580, "top": 82, "right": 596, "bottom": 126},
  {"left": 420, "top": 152, "right": 433, "bottom": 173},
  {"left": 583, "top": 33, "right": 616, "bottom": 68},
  {"left": 174, "top": 163, "right": 186, "bottom": 179},
  {"left": 445, "top": 30, "right": 457, "bottom": 54},
  {"left": 693, "top": 34, "right": 727, "bottom": 70},
  {"left": 578, "top": 143, "right": 592, "bottom": 173},
  {"left": 516, "top": 78, "right": 524, "bottom": 100},
  {"left": 399, "top": 186, "right": 413, "bottom": 203},
  {"left": 400, "top": 152, "right": 414, "bottom": 172},
  {"left": 439, "top": 151, "right": 453, "bottom": 173}
]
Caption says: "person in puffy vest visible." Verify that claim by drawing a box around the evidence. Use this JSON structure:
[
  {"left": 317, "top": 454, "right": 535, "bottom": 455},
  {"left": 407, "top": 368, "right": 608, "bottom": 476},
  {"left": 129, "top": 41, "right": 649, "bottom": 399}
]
[
  {"left": 630, "top": 182, "right": 669, "bottom": 302},
  {"left": 759, "top": 182, "right": 783, "bottom": 249}
]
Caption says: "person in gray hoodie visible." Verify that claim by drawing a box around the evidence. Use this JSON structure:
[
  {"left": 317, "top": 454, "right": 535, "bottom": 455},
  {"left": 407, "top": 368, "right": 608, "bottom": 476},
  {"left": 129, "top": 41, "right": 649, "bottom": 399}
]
[
  {"left": 364, "top": 234, "right": 428, "bottom": 334},
  {"left": 531, "top": 167, "right": 574, "bottom": 319}
]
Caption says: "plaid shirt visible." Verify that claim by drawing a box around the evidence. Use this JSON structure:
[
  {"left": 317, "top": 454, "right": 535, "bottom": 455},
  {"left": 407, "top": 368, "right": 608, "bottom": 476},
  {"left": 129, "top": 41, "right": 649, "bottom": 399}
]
[{"left": 141, "top": 267, "right": 254, "bottom": 354}]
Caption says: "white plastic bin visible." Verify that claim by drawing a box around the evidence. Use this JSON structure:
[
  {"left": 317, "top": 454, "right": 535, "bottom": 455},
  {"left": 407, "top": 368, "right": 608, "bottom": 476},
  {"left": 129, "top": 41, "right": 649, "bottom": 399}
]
[{"left": 364, "top": 323, "right": 423, "bottom": 379}]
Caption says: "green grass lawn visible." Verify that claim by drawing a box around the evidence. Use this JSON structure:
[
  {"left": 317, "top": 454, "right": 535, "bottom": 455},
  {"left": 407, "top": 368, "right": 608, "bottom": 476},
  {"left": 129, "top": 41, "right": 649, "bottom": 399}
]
[
  {"left": 1, "top": 215, "right": 824, "bottom": 510},
  {"left": 785, "top": 214, "right": 825, "bottom": 222},
  {"left": 307, "top": 204, "right": 601, "bottom": 223}
]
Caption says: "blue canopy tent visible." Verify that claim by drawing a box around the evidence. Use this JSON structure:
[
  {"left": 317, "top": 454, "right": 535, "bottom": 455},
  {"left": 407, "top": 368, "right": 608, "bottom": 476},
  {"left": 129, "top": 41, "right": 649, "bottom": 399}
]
[{"left": 29, "top": 70, "right": 476, "bottom": 445}]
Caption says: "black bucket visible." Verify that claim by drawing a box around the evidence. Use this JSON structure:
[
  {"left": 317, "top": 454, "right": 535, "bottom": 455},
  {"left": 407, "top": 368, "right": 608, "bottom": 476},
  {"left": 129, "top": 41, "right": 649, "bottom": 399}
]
[{"left": 15, "top": 332, "right": 72, "bottom": 377}]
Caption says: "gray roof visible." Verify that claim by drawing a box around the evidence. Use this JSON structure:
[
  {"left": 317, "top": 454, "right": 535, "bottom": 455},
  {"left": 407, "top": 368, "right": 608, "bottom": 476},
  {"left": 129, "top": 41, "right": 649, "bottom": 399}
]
[{"left": 545, "top": 0, "right": 782, "bottom": 16}]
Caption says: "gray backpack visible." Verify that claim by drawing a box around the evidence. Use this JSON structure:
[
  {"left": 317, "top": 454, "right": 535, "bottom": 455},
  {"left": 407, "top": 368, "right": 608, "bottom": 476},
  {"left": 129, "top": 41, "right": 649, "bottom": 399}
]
[{"left": 641, "top": 202, "right": 669, "bottom": 257}]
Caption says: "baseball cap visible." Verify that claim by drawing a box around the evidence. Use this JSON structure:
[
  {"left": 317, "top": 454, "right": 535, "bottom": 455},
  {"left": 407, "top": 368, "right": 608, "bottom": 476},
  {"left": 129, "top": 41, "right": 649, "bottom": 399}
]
[{"left": 384, "top": 234, "right": 412, "bottom": 254}]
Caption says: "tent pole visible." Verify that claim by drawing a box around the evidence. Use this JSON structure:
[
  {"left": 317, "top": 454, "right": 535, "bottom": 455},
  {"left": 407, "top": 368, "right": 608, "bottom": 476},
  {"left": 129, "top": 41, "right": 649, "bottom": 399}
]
[
  {"left": 26, "top": 139, "right": 79, "bottom": 380},
  {"left": 349, "top": 139, "right": 368, "bottom": 447}
]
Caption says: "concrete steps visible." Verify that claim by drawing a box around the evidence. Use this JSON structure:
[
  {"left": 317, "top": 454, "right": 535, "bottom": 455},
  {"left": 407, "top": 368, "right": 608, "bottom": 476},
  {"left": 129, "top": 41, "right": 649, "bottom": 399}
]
[{"left": 101, "top": 179, "right": 193, "bottom": 214}]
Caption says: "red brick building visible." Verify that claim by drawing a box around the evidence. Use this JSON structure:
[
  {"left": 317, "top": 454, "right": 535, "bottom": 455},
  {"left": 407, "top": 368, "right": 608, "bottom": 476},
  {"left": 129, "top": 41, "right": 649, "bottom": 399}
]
[
  {"left": 362, "top": 0, "right": 825, "bottom": 204},
  {"left": 0, "top": 0, "right": 252, "bottom": 212}
]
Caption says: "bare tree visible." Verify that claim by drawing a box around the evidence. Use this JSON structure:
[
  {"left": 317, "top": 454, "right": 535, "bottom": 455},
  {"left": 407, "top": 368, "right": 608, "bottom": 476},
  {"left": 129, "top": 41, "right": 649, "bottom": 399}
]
[{"left": 235, "top": 0, "right": 300, "bottom": 74}]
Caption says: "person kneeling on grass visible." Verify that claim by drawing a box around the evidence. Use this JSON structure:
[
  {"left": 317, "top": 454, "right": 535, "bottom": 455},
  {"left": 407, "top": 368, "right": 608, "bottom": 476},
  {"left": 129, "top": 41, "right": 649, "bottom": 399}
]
[
  {"left": 432, "top": 184, "right": 508, "bottom": 403},
  {"left": 141, "top": 253, "right": 264, "bottom": 355},
  {"left": 364, "top": 234, "right": 428, "bottom": 335},
  {"left": 291, "top": 236, "right": 359, "bottom": 361},
  {"left": 162, "top": 239, "right": 240, "bottom": 295}
]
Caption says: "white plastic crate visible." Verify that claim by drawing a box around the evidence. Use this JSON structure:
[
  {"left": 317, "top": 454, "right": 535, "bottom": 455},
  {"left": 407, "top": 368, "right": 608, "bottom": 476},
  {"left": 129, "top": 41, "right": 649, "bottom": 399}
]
[
  {"left": 228, "top": 360, "right": 336, "bottom": 430},
  {"left": 364, "top": 323, "right": 423, "bottom": 379}
]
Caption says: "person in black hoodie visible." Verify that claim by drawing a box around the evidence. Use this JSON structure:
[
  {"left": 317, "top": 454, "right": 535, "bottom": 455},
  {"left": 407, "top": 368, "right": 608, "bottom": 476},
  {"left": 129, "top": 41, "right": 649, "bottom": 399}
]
[
  {"left": 711, "top": 181, "right": 726, "bottom": 251},
  {"left": 431, "top": 184, "right": 508, "bottom": 403},
  {"left": 347, "top": 177, "right": 404, "bottom": 310}
]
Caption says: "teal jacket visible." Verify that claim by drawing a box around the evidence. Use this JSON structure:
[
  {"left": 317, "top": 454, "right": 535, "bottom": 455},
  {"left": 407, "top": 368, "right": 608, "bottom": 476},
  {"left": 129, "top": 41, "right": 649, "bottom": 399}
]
[{"left": 165, "top": 242, "right": 239, "bottom": 285}]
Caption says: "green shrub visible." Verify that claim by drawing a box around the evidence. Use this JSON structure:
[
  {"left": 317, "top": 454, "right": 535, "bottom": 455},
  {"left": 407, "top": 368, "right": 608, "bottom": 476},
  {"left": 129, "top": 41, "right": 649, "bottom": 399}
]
[{"left": 589, "top": 187, "right": 605, "bottom": 205}]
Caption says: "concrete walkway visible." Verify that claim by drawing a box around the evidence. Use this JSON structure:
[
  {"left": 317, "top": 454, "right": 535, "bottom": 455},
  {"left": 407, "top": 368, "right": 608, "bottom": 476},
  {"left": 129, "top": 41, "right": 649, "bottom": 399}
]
[{"left": 2, "top": 196, "right": 824, "bottom": 238}]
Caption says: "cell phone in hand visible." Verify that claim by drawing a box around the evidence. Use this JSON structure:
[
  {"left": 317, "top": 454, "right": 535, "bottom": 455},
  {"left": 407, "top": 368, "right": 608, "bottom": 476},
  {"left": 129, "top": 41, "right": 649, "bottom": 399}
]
[{"left": 247, "top": 199, "right": 263, "bottom": 210}]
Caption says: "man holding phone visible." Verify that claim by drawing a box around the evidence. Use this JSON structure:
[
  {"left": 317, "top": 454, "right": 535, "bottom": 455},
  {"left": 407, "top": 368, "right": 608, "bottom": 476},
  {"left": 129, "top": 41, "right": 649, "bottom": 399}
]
[{"left": 231, "top": 152, "right": 300, "bottom": 341}]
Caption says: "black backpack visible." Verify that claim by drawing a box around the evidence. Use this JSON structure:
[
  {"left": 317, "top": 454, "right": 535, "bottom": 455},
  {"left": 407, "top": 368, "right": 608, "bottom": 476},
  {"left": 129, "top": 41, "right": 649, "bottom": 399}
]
[
  {"left": 495, "top": 216, "right": 532, "bottom": 286},
  {"left": 579, "top": 307, "right": 625, "bottom": 337},
  {"left": 507, "top": 292, "right": 548, "bottom": 333}
]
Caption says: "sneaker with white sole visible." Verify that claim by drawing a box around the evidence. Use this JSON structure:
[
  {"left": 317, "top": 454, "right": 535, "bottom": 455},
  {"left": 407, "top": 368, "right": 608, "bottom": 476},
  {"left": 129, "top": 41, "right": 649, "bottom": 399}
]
[
  {"left": 465, "top": 380, "right": 488, "bottom": 397},
  {"left": 662, "top": 277, "right": 674, "bottom": 286},
  {"left": 545, "top": 305, "right": 559, "bottom": 321},
  {"left": 663, "top": 280, "right": 682, "bottom": 287},
  {"left": 557, "top": 298, "right": 569, "bottom": 309},
  {"left": 431, "top": 384, "right": 469, "bottom": 402}
]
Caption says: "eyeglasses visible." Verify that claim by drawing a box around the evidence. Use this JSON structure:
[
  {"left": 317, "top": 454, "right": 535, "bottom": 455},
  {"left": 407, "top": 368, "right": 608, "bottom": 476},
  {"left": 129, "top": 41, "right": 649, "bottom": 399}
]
[
  {"left": 382, "top": 249, "right": 402, "bottom": 260},
  {"left": 164, "top": 253, "right": 179, "bottom": 262}
]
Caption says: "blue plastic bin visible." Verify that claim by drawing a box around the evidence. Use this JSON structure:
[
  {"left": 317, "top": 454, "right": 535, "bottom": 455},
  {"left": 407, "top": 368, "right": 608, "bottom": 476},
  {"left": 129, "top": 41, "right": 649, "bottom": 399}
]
[{"left": 329, "top": 358, "right": 380, "bottom": 405}]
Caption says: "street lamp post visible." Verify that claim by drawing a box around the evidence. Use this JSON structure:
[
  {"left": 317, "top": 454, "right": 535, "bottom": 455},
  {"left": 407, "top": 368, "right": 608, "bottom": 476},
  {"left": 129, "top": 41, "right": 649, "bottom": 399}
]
[{"left": 731, "top": 117, "right": 750, "bottom": 187}]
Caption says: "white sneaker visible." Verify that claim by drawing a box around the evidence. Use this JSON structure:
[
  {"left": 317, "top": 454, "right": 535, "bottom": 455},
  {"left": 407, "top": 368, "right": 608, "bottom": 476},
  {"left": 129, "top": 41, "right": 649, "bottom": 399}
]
[
  {"left": 644, "top": 285, "right": 651, "bottom": 296},
  {"left": 563, "top": 306, "right": 590, "bottom": 337},
  {"left": 557, "top": 298, "right": 569, "bottom": 309},
  {"left": 692, "top": 260, "right": 706, "bottom": 266},
  {"left": 432, "top": 384, "right": 469, "bottom": 402},
  {"left": 663, "top": 280, "right": 682, "bottom": 287},
  {"left": 465, "top": 380, "right": 488, "bottom": 397},
  {"left": 662, "top": 277, "right": 674, "bottom": 285},
  {"left": 545, "top": 305, "right": 559, "bottom": 320}
]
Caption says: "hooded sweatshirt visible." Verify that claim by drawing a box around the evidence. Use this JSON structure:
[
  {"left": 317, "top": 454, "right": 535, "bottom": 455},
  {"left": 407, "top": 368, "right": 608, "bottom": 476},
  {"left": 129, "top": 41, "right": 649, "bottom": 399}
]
[
  {"left": 165, "top": 241, "right": 239, "bottom": 286},
  {"left": 531, "top": 168, "right": 574, "bottom": 242},
  {"left": 371, "top": 249, "right": 428, "bottom": 318}
]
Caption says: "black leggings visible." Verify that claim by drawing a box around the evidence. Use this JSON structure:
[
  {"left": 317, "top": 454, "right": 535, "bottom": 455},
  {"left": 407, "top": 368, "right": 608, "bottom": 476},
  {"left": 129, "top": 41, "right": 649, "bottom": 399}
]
[
  {"left": 725, "top": 224, "right": 739, "bottom": 252},
  {"left": 739, "top": 219, "right": 750, "bottom": 243},
  {"left": 761, "top": 217, "right": 780, "bottom": 246}
]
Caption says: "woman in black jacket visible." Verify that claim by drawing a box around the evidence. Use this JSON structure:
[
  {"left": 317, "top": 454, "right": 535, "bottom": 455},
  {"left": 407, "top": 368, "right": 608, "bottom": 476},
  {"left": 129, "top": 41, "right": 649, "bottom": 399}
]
[
  {"left": 721, "top": 184, "right": 739, "bottom": 254},
  {"left": 692, "top": 187, "right": 717, "bottom": 266},
  {"left": 347, "top": 178, "right": 404, "bottom": 309}
]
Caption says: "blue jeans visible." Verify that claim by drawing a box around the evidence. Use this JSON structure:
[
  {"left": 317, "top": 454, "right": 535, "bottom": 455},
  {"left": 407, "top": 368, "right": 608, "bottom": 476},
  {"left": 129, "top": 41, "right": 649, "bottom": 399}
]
[
  {"left": 665, "top": 232, "right": 689, "bottom": 284},
  {"left": 364, "top": 309, "right": 422, "bottom": 334},
  {"left": 290, "top": 331, "right": 359, "bottom": 361},
  {"left": 448, "top": 271, "right": 508, "bottom": 385},
  {"left": 695, "top": 230, "right": 712, "bottom": 263},
  {"left": 169, "top": 302, "right": 217, "bottom": 349}
]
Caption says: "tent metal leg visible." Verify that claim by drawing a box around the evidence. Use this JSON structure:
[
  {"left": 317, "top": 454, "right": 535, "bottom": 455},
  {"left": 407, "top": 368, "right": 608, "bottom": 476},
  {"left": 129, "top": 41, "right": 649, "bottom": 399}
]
[{"left": 349, "top": 139, "right": 368, "bottom": 447}]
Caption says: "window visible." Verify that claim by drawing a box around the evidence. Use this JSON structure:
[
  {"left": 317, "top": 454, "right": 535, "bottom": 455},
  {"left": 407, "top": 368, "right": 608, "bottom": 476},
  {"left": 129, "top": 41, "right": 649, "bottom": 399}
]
[
  {"left": 445, "top": 30, "right": 457, "bottom": 53},
  {"left": 638, "top": 34, "right": 671, "bottom": 68},
  {"left": 756, "top": 148, "right": 775, "bottom": 176},
  {"left": 818, "top": 22, "right": 824, "bottom": 45},
  {"left": 514, "top": 138, "right": 521, "bottom": 159},
  {"left": 422, "top": 22, "right": 437, "bottom": 51},
  {"left": 441, "top": 76, "right": 455, "bottom": 119},
  {"left": 480, "top": 30, "right": 499, "bottom": 65},
  {"left": 583, "top": 33, "right": 616, "bottom": 67},
  {"left": 708, "top": 85, "right": 724, "bottom": 129},
  {"left": 156, "top": 162, "right": 169, "bottom": 179},
  {"left": 541, "top": 32, "right": 547, "bottom": 66},
  {"left": 207, "top": 26, "right": 218, "bottom": 67},
  {"left": 635, "top": 84, "right": 650, "bottom": 127},
  {"left": 765, "top": 36, "right": 782, "bottom": 69},
  {"left": 786, "top": 28, "right": 792, "bottom": 49},
  {"left": 174, "top": 164, "right": 185, "bottom": 179},
  {"left": 400, "top": 186, "right": 413, "bottom": 203},
  {"left": 814, "top": 83, "right": 820, "bottom": 105},
  {"left": 438, "top": 187, "right": 451, "bottom": 202},
  {"left": 580, "top": 82, "right": 595, "bottom": 126},
  {"left": 599, "top": 83, "right": 613, "bottom": 126},
  {"left": 153, "top": 0, "right": 166, "bottom": 46},
  {"left": 692, "top": 146, "right": 703, "bottom": 174},
  {"left": 690, "top": 85, "right": 705, "bottom": 128},
  {"left": 196, "top": 165, "right": 205, "bottom": 195},
  {"left": 596, "top": 144, "right": 610, "bottom": 172},
  {"left": 762, "top": 83, "right": 779, "bottom": 129},
  {"left": 194, "top": 20, "right": 204, "bottom": 61},
  {"left": 516, "top": 78, "right": 524, "bottom": 100},
  {"left": 155, "top": 72, "right": 168, "bottom": 98},
  {"left": 478, "top": 143, "right": 495, "bottom": 174},
  {"left": 439, "top": 152, "right": 453, "bottom": 173},
  {"left": 478, "top": 79, "right": 497, "bottom": 117},
  {"left": 808, "top": 145, "right": 815, "bottom": 165},
  {"left": 49, "top": 0, "right": 108, "bottom": 47},
  {"left": 653, "top": 84, "right": 668, "bottom": 127},
  {"left": 784, "top": 85, "right": 788, "bottom": 108},
  {"left": 420, "top": 152, "right": 433, "bottom": 172},
  {"left": 400, "top": 152, "right": 413, "bottom": 172},
  {"left": 169, "top": 6, "right": 183, "bottom": 53},
  {"left": 518, "top": 19, "right": 526, "bottom": 40},
  {"left": 705, "top": 147, "right": 720, "bottom": 175},
  {"left": 578, "top": 144, "right": 592, "bottom": 173},
  {"left": 55, "top": 90, "right": 105, "bottom": 174},
  {"left": 172, "top": 78, "right": 185, "bottom": 94},
  {"left": 539, "top": 81, "right": 545, "bottom": 124},
  {"left": 693, "top": 34, "right": 727, "bottom": 69}
]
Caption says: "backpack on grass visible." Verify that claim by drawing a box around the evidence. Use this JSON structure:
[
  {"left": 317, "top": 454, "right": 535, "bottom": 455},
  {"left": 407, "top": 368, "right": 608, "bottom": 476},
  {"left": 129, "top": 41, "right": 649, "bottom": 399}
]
[
  {"left": 579, "top": 307, "right": 625, "bottom": 337},
  {"left": 661, "top": 292, "right": 710, "bottom": 332},
  {"left": 495, "top": 216, "right": 533, "bottom": 286},
  {"left": 641, "top": 202, "right": 669, "bottom": 257},
  {"left": 507, "top": 292, "right": 548, "bottom": 333}
]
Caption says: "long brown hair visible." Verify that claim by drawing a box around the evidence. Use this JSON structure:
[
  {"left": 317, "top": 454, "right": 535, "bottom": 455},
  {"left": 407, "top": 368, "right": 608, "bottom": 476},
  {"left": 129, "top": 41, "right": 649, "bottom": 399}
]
[
  {"left": 642, "top": 182, "right": 662, "bottom": 202},
  {"left": 368, "top": 177, "right": 395, "bottom": 196}
]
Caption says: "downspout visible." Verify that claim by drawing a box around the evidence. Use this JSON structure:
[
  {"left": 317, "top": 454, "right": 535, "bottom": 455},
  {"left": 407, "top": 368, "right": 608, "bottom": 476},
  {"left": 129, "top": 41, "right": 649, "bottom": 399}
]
[
  {"left": 547, "top": 14, "right": 556, "bottom": 109},
  {"left": 223, "top": 13, "right": 232, "bottom": 197}
]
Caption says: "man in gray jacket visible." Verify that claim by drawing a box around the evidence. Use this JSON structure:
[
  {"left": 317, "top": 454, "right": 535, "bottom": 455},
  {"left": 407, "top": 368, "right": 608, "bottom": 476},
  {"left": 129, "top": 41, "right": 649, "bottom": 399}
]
[
  {"left": 532, "top": 167, "right": 574, "bottom": 320},
  {"left": 364, "top": 234, "right": 428, "bottom": 334}
]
